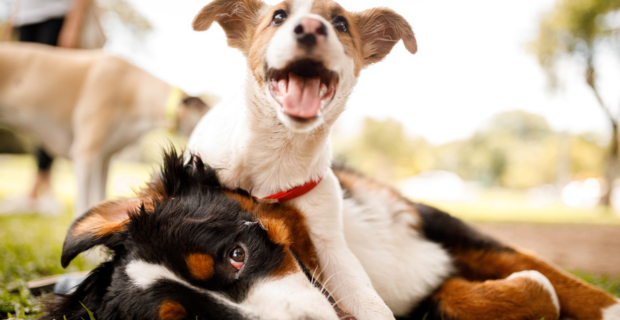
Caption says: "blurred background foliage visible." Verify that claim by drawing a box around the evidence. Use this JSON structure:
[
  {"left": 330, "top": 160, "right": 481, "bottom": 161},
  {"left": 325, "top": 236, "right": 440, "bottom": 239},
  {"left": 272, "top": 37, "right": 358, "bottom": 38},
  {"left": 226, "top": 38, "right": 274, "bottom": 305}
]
[
  {"left": 334, "top": 110, "right": 607, "bottom": 190},
  {"left": 530, "top": 0, "right": 620, "bottom": 206}
]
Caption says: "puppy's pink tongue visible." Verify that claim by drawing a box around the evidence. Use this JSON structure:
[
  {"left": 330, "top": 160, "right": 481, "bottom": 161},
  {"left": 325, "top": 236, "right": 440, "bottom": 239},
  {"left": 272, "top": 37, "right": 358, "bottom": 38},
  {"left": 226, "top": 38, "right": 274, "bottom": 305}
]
[{"left": 282, "top": 73, "right": 322, "bottom": 119}]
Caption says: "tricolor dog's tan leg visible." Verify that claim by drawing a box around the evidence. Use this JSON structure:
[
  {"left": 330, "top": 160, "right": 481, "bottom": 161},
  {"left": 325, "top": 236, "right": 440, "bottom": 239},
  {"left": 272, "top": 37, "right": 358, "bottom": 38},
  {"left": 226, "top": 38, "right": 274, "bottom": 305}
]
[
  {"left": 415, "top": 203, "right": 620, "bottom": 320},
  {"left": 453, "top": 249, "right": 620, "bottom": 320},
  {"left": 427, "top": 271, "right": 560, "bottom": 320}
]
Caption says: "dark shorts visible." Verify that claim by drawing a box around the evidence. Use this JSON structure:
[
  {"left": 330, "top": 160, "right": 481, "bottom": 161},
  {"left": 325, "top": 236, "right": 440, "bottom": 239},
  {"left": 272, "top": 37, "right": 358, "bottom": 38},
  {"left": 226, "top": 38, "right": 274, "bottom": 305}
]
[{"left": 18, "top": 17, "right": 65, "bottom": 45}]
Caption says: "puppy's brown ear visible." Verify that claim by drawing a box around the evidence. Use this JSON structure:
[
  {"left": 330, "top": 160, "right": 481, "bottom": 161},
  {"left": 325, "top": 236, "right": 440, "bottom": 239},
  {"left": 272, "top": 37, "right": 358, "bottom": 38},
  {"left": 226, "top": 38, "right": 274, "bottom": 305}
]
[
  {"left": 192, "top": 0, "right": 265, "bottom": 52},
  {"left": 61, "top": 199, "right": 140, "bottom": 268},
  {"left": 356, "top": 8, "right": 417, "bottom": 65}
]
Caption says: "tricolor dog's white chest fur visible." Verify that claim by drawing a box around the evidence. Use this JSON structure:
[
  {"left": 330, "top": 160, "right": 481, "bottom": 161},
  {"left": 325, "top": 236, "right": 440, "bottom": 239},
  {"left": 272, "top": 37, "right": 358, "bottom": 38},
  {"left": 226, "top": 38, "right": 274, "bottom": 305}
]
[{"left": 188, "top": 0, "right": 417, "bottom": 319}]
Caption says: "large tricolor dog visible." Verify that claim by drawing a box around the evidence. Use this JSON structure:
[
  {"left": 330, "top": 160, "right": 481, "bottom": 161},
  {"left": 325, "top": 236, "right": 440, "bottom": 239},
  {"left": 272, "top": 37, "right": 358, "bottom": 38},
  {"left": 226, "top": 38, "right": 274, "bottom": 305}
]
[
  {"left": 186, "top": 0, "right": 417, "bottom": 318},
  {"left": 42, "top": 152, "right": 620, "bottom": 320}
]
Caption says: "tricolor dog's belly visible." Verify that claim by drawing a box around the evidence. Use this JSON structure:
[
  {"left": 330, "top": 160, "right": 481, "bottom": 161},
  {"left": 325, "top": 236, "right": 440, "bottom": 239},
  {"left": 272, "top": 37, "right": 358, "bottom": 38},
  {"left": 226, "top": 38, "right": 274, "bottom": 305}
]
[{"left": 337, "top": 168, "right": 453, "bottom": 316}]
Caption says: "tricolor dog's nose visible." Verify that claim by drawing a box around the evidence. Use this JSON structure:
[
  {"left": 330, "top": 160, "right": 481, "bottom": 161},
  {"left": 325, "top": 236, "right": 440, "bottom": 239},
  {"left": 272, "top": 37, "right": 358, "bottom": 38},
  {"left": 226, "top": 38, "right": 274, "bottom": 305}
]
[{"left": 294, "top": 17, "right": 327, "bottom": 50}]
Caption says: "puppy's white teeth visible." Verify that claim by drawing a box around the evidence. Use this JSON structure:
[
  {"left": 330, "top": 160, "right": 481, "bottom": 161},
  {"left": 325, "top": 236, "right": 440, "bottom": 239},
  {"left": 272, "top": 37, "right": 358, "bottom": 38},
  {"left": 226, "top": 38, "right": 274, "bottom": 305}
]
[
  {"left": 319, "top": 84, "right": 327, "bottom": 99},
  {"left": 278, "top": 79, "right": 288, "bottom": 95}
]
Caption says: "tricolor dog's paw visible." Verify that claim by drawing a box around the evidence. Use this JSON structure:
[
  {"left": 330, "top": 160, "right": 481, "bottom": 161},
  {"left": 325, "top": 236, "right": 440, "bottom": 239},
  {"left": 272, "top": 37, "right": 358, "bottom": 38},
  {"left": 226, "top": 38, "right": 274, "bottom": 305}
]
[
  {"left": 507, "top": 270, "right": 560, "bottom": 319},
  {"left": 603, "top": 300, "right": 620, "bottom": 320}
]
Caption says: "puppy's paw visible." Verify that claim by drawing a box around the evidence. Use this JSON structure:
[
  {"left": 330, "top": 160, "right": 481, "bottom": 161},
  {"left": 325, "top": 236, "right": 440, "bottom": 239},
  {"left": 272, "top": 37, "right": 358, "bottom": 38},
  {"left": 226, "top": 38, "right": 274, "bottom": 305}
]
[{"left": 343, "top": 297, "right": 394, "bottom": 320}]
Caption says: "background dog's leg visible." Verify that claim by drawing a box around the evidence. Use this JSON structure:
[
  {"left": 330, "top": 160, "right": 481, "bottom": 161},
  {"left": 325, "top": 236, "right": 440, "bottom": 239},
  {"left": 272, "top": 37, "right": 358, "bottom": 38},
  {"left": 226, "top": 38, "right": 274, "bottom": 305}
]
[
  {"left": 415, "top": 203, "right": 620, "bottom": 320},
  {"left": 73, "top": 158, "right": 92, "bottom": 218},
  {"left": 413, "top": 271, "right": 560, "bottom": 320},
  {"left": 72, "top": 154, "right": 109, "bottom": 218},
  {"left": 88, "top": 154, "right": 111, "bottom": 210}
]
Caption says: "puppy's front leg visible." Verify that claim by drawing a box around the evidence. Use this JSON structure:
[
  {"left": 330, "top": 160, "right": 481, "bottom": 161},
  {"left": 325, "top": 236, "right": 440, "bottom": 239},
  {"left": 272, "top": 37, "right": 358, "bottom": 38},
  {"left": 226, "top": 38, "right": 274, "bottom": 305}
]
[{"left": 292, "top": 169, "right": 395, "bottom": 320}]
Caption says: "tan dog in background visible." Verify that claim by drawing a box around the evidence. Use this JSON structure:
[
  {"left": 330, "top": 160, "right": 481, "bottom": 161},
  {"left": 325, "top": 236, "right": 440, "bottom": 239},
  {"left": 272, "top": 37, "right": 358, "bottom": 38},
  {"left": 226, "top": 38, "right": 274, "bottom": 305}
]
[{"left": 0, "top": 42, "right": 209, "bottom": 218}]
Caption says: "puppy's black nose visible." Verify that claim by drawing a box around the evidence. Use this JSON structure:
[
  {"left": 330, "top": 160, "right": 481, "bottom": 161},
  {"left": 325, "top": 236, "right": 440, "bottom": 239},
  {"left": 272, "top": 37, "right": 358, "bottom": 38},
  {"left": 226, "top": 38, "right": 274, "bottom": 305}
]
[
  {"left": 294, "top": 17, "right": 327, "bottom": 50},
  {"left": 296, "top": 32, "right": 317, "bottom": 48}
]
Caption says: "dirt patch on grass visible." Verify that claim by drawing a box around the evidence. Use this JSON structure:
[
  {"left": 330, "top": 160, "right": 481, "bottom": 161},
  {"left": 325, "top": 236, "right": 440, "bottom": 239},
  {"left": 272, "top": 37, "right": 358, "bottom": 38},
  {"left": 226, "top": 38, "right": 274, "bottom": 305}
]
[{"left": 473, "top": 222, "right": 620, "bottom": 277}]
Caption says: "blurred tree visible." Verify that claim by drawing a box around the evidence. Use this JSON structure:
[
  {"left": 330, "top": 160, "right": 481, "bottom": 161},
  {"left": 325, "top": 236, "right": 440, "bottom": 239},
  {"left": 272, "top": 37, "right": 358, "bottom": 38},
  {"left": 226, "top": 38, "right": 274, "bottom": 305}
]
[
  {"left": 334, "top": 118, "right": 435, "bottom": 184},
  {"left": 530, "top": 0, "right": 620, "bottom": 206},
  {"left": 437, "top": 111, "right": 557, "bottom": 188}
]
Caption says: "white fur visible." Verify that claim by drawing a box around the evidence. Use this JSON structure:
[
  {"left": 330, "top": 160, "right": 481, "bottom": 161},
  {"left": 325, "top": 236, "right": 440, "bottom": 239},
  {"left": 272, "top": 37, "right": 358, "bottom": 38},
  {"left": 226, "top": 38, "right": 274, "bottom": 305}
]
[
  {"left": 242, "top": 272, "right": 340, "bottom": 320},
  {"left": 125, "top": 260, "right": 240, "bottom": 310},
  {"left": 188, "top": 1, "right": 394, "bottom": 319},
  {"left": 603, "top": 299, "right": 620, "bottom": 320},
  {"left": 340, "top": 180, "right": 453, "bottom": 315},
  {"left": 507, "top": 270, "right": 560, "bottom": 315},
  {"left": 125, "top": 260, "right": 339, "bottom": 319}
]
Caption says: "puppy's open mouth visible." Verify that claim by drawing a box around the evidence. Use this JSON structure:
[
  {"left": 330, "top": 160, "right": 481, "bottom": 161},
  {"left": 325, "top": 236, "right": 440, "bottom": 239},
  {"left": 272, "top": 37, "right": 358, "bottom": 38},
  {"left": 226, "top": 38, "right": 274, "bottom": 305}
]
[{"left": 268, "top": 59, "right": 339, "bottom": 120}]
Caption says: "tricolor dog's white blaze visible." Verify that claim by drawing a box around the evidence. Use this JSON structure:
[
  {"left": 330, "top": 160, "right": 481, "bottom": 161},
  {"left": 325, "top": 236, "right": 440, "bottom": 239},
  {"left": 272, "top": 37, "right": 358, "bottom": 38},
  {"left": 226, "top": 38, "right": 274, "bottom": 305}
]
[
  {"left": 242, "top": 272, "right": 340, "bottom": 320},
  {"left": 507, "top": 270, "right": 560, "bottom": 315},
  {"left": 125, "top": 260, "right": 242, "bottom": 311},
  {"left": 603, "top": 299, "right": 620, "bottom": 320},
  {"left": 125, "top": 259, "right": 339, "bottom": 319},
  {"left": 341, "top": 179, "right": 453, "bottom": 315}
]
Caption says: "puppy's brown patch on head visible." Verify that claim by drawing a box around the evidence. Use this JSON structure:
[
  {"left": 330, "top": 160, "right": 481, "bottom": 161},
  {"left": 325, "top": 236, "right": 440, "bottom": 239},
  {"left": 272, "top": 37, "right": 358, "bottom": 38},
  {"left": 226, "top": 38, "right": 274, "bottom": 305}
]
[
  {"left": 260, "top": 216, "right": 291, "bottom": 247},
  {"left": 186, "top": 253, "right": 215, "bottom": 280},
  {"left": 158, "top": 300, "right": 187, "bottom": 320}
]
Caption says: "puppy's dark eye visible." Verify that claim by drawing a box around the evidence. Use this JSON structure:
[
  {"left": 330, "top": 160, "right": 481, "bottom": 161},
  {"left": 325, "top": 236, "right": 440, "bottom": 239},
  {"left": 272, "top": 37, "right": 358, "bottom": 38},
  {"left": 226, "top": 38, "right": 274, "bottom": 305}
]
[
  {"left": 230, "top": 247, "right": 245, "bottom": 270},
  {"left": 272, "top": 9, "right": 288, "bottom": 26},
  {"left": 333, "top": 16, "right": 348, "bottom": 33}
]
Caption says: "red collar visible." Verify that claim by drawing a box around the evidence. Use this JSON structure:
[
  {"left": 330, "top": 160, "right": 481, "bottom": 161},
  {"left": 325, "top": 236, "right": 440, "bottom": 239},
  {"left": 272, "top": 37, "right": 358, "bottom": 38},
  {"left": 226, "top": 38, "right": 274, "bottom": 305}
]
[{"left": 256, "top": 177, "right": 323, "bottom": 202}]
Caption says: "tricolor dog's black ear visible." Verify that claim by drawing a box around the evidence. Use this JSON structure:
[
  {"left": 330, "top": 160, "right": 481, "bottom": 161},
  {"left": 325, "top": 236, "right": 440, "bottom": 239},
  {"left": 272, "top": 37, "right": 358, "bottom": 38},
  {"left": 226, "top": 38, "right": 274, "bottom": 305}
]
[
  {"left": 192, "top": 0, "right": 266, "bottom": 53},
  {"left": 356, "top": 7, "right": 417, "bottom": 65},
  {"left": 61, "top": 199, "right": 140, "bottom": 268}
]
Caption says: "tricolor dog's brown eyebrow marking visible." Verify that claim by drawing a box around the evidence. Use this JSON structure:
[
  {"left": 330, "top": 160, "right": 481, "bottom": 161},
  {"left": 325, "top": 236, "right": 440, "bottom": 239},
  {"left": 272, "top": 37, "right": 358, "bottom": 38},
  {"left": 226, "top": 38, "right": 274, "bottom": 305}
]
[
  {"left": 186, "top": 253, "right": 215, "bottom": 280},
  {"left": 158, "top": 300, "right": 187, "bottom": 320}
]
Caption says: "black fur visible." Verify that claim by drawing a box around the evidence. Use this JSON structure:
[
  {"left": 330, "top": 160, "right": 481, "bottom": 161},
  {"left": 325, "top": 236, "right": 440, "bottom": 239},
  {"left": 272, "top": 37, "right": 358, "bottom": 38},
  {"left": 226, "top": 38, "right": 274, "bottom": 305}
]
[{"left": 41, "top": 151, "right": 302, "bottom": 320}]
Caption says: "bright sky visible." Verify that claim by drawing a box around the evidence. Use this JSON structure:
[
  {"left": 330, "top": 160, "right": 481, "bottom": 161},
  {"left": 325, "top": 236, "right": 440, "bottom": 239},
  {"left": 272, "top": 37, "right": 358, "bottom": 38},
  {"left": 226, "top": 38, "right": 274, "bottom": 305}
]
[{"left": 6, "top": 0, "right": 620, "bottom": 144}]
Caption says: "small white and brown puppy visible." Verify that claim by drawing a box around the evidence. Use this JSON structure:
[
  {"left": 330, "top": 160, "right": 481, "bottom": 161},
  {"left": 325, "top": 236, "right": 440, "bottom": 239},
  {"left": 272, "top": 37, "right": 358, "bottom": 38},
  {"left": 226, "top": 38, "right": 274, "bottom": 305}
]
[
  {"left": 0, "top": 42, "right": 209, "bottom": 217},
  {"left": 187, "top": 0, "right": 416, "bottom": 319}
]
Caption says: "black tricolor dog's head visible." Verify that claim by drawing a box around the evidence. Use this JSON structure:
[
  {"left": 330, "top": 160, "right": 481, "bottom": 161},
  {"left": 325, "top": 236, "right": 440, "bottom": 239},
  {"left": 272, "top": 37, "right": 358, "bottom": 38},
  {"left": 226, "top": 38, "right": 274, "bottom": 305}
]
[{"left": 42, "top": 151, "right": 342, "bottom": 320}]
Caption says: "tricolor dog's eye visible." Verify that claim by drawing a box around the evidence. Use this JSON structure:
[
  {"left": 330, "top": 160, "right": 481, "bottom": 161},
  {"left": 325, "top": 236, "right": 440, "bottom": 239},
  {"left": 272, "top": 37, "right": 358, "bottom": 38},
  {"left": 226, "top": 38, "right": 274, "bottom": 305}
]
[
  {"left": 271, "top": 9, "right": 288, "bottom": 26},
  {"left": 230, "top": 246, "right": 245, "bottom": 270},
  {"left": 333, "top": 16, "right": 348, "bottom": 33}
]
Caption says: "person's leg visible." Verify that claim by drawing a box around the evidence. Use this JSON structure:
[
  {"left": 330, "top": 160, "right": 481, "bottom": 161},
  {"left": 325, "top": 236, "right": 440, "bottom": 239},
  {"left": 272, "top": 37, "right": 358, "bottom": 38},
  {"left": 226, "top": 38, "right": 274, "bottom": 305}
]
[{"left": 28, "top": 148, "right": 54, "bottom": 199}]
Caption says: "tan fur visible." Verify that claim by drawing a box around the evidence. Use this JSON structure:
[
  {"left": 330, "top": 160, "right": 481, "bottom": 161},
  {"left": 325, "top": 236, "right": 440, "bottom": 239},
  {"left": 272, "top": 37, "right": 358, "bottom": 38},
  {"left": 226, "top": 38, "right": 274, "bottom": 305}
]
[
  {"left": 454, "top": 249, "right": 618, "bottom": 319},
  {"left": 72, "top": 199, "right": 139, "bottom": 239},
  {"left": 433, "top": 277, "right": 559, "bottom": 320},
  {"left": 0, "top": 42, "right": 208, "bottom": 217},
  {"left": 260, "top": 216, "right": 292, "bottom": 247},
  {"left": 185, "top": 253, "right": 215, "bottom": 280},
  {"left": 192, "top": 0, "right": 267, "bottom": 53},
  {"left": 158, "top": 300, "right": 187, "bottom": 320}
]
